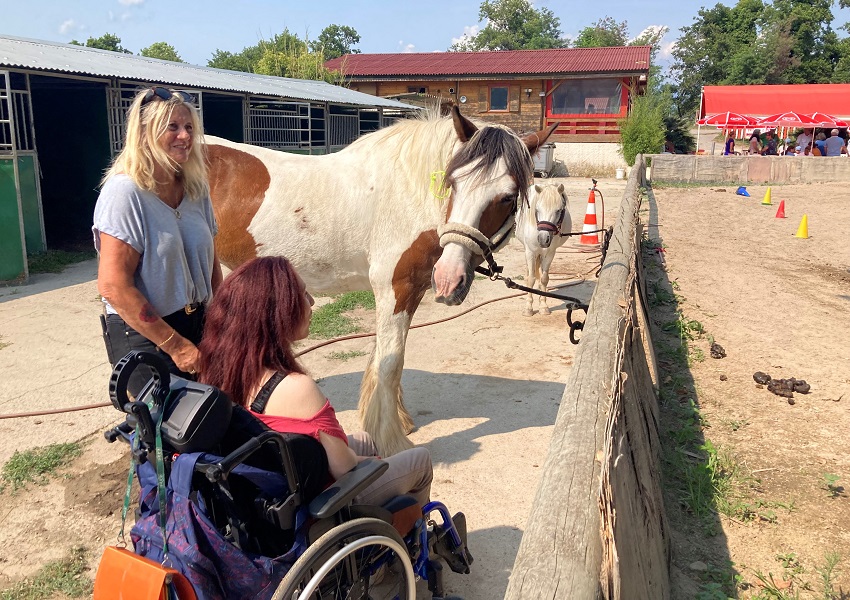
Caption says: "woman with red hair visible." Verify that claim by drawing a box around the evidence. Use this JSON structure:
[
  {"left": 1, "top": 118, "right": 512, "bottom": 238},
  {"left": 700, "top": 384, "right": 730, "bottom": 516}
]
[{"left": 199, "top": 256, "right": 432, "bottom": 507}]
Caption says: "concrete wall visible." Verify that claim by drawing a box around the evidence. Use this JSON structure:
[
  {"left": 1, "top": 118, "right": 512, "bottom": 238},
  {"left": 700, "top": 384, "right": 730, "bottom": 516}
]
[
  {"left": 649, "top": 154, "right": 850, "bottom": 183},
  {"left": 552, "top": 142, "right": 627, "bottom": 177}
]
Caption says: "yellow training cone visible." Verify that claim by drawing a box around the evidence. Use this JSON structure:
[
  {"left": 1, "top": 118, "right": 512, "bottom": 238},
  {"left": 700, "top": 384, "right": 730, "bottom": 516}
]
[
  {"left": 794, "top": 214, "right": 809, "bottom": 239},
  {"left": 762, "top": 187, "right": 772, "bottom": 205}
]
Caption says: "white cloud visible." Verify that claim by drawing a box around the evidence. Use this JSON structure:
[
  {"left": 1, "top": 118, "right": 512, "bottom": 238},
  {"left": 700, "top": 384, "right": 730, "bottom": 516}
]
[
  {"left": 402, "top": 43, "right": 415, "bottom": 53},
  {"left": 660, "top": 41, "right": 676, "bottom": 60},
  {"left": 58, "top": 19, "right": 78, "bottom": 35},
  {"left": 451, "top": 25, "right": 479, "bottom": 47},
  {"left": 118, "top": 0, "right": 144, "bottom": 5}
]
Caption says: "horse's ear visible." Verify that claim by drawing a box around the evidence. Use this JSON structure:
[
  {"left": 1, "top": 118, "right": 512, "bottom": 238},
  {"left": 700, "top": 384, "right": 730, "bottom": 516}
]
[
  {"left": 534, "top": 184, "right": 543, "bottom": 193},
  {"left": 451, "top": 105, "right": 478, "bottom": 142},
  {"left": 522, "top": 121, "right": 560, "bottom": 153},
  {"left": 557, "top": 183, "right": 564, "bottom": 193}
]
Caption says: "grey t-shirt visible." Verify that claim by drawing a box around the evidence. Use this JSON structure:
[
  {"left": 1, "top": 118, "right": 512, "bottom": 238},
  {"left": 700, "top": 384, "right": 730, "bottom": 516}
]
[{"left": 92, "top": 174, "right": 218, "bottom": 317}]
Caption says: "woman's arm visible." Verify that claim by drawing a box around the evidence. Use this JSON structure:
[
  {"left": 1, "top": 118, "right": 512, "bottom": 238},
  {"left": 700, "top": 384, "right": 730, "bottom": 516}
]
[{"left": 97, "top": 232, "right": 199, "bottom": 372}]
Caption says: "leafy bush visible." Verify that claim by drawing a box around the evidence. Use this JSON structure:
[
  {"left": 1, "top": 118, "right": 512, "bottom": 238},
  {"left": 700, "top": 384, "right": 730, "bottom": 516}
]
[{"left": 618, "top": 93, "right": 666, "bottom": 166}]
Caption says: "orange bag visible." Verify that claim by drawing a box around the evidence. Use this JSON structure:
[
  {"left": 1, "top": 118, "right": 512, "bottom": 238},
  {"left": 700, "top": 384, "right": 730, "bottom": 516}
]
[{"left": 93, "top": 546, "right": 197, "bottom": 600}]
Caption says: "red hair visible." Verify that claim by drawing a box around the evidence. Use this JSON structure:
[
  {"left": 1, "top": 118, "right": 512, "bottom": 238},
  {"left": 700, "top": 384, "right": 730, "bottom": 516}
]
[{"left": 199, "top": 256, "right": 307, "bottom": 407}]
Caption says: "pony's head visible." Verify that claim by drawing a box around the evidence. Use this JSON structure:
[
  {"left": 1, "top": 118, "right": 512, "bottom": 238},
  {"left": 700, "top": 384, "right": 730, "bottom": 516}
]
[
  {"left": 432, "top": 107, "right": 558, "bottom": 305},
  {"left": 530, "top": 183, "right": 569, "bottom": 248}
]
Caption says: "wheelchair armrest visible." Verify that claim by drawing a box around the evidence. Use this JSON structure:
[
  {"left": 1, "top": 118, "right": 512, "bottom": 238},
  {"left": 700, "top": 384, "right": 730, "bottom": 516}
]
[{"left": 308, "top": 459, "right": 389, "bottom": 519}]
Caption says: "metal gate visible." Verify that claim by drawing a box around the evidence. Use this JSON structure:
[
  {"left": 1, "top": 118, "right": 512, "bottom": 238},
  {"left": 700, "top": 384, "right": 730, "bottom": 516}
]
[{"left": 0, "top": 70, "right": 39, "bottom": 281}]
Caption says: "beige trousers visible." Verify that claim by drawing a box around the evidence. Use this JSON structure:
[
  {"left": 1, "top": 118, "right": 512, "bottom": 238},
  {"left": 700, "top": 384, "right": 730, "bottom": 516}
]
[{"left": 347, "top": 431, "right": 432, "bottom": 507}]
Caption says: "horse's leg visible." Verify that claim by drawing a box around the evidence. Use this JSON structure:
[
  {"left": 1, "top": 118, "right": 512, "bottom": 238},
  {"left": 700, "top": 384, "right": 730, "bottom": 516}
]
[
  {"left": 539, "top": 249, "right": 557, "bottom": 315},
  {"left": 524, "top": 249, "right": 538, "bottom": 317}
]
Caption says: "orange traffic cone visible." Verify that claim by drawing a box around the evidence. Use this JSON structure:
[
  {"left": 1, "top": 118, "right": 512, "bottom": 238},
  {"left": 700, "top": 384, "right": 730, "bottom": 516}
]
[
  {"left": 579, "top": 189, "right": 600, "bottom": 245},
  {"left": 775, "top": 200, "right": 786, "bottom": 218}
]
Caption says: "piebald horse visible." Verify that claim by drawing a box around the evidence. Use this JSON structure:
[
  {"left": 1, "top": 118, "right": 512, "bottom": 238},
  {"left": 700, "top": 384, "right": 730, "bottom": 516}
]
[
  {"left": 515, "top": 183, "right": 571, "bottom": 316},
  {"left": 206, "top": 107, "right": 557, "bottom": 456}
]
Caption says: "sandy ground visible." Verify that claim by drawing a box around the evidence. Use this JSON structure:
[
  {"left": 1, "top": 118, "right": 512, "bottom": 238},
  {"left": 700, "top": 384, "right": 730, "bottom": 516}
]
[
  {"left": 649, "top": 183, "right": 850, "bottom": 597},
  {"left": 0, "top": 176, "right": 625, "bottom": 598}
]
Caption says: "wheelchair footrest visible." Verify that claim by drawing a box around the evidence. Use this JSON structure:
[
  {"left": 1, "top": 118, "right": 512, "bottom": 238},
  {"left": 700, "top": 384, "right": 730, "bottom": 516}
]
[{"left": 432, "top": 512, "right": 473, "bottom": 575}]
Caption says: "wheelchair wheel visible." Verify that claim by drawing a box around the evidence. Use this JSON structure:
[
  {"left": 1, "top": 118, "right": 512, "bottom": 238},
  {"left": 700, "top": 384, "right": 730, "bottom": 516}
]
[{"left": 272, "top": 517, "right": 416, "bottom": 600}]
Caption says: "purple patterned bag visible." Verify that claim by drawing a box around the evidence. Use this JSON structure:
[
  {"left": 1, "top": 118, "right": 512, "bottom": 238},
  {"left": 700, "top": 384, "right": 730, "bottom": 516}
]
[{"left": 131, "top": 452, "right": 306, "bottom": 600}]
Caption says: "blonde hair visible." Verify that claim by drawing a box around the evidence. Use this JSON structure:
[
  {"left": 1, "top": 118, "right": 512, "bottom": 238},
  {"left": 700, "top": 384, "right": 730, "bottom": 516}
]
[{"left": 103, "top": 88, "right": 209, "bottom": 200}]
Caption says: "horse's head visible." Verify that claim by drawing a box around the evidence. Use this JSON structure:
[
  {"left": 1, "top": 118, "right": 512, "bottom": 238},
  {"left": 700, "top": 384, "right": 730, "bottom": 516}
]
[
  {"left": 432, "top": 107, "right": 558, "bottom": 305},
  {"left": 531, "top": 183, "right": 569, "bottom": 248}
]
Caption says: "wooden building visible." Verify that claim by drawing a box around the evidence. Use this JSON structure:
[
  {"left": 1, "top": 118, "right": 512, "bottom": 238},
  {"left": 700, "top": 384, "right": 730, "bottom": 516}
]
[{"left": 326, "top": 46, "right": 651, "bottom": 141}]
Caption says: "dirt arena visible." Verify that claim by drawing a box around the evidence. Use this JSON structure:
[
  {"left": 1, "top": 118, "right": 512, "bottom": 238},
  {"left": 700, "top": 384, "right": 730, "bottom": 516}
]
[{"left": 0, "top": 177, "right": 624, "bottom": 598}]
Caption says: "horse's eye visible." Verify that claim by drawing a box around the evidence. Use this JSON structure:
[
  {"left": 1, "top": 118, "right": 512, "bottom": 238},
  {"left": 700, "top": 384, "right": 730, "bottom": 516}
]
[{"left": 501, "top": 194, "right": 517, "bottom": 204}]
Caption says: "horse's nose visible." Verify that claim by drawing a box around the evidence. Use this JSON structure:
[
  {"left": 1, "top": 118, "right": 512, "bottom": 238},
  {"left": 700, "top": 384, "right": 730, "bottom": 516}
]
[{"left": 537, "top": 231, "right": 553, "bottom": 248}]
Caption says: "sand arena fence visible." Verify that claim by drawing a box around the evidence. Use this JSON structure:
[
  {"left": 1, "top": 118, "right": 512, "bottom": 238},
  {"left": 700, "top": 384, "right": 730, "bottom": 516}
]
[{"left": 505, "top": 156, "right": 671, "bottom": 599}]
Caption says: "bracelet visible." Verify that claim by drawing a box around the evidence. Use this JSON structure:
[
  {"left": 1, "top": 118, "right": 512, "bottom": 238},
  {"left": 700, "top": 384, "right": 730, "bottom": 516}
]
[{"left": 157, "top": 329, "right": 176, "bottom": 350}]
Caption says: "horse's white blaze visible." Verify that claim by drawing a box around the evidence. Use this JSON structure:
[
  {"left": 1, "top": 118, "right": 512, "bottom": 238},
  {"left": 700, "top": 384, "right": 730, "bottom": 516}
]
[
  {"left": 433, "top": 158, "right": 517, "bottom": 300},
  {"left": 515, "top": 183, "right": 571, "bottom": 316}
]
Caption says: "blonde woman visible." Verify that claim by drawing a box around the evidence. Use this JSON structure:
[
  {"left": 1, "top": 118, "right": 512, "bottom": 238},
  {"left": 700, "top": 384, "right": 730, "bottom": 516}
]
[{"left": 93, "top": 87, "right": 222, "bottom": 396}]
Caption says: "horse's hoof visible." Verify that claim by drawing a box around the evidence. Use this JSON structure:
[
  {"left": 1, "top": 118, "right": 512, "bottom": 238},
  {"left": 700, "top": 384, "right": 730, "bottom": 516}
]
[
  {"left": 541, "top": 307, "right": 551, "bottom": 315},
  {"left": 523, "top": 309, "right": 534, "bottom": 317}
]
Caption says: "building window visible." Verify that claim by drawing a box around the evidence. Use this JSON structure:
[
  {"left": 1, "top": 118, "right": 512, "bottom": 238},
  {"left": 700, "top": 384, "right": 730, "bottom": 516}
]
[
  {"left": 549, "top": 78, "right": 623, "bottom": 116},
  {"left": 489, "top": 86, "right": 509, "bottom": 111},
  {"left": 408, "top": 86, "right": 428, "bottom": 94}
]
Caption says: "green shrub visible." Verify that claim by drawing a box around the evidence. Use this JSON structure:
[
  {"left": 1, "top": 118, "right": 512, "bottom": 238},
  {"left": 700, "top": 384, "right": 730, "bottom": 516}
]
[{"left": 619, "top": 93, "right": 666, "bottom": 166}]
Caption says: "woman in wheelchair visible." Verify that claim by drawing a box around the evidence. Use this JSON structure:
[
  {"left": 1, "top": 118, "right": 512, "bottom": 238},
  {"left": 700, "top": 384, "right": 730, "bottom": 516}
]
[{"left": 198, "top": 256, "right": 433, "bottom": 508}]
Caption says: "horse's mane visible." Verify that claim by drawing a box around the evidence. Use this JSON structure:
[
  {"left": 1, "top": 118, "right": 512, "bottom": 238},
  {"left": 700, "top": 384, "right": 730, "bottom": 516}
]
[{"left": 344, "top": 109, "right": 532, "bottom": 207}]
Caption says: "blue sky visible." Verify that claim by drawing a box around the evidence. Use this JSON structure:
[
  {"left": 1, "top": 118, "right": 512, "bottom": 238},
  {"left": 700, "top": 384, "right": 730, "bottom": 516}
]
[{"left": 3, "top": 0, "right": 850, "bottom": 70}]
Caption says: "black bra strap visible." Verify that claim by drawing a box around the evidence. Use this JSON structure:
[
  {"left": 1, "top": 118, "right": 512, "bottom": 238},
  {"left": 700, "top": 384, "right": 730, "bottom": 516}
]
[{"left": 250, "top": 371, "right": 287, "bottom": 414}]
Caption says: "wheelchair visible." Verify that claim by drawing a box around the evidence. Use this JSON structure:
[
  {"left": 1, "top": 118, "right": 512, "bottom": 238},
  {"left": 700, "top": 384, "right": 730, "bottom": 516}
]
[{"left": 101, "top": 351, "right": 473, "bottom": 600}]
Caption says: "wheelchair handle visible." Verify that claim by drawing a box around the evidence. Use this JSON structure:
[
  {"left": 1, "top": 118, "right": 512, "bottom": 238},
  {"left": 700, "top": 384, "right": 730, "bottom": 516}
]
[
  {"left": 205, "top": 431, "right": 300, "bottom": 492},
  {"left": 109, "top": 350, "right": 171, "bottom": 411}
]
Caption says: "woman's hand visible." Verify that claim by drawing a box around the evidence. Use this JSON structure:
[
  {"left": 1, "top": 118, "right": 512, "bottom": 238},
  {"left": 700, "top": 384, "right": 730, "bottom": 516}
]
[{"left": 161, "top": 334, "right": 201, "bottom": 375}]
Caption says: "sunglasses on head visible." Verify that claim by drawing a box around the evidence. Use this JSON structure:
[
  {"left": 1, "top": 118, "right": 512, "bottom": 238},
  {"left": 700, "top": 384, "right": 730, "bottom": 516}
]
[{"left": 141, "top": 86, "right": 194, "bottom": 106}]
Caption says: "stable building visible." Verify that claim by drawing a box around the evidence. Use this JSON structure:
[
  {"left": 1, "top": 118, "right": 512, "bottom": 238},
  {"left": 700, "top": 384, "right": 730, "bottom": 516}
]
[
  {"left": 0, "top": 35, "right": 416, "bottom": 282},
  {"left": 326, "top": 46, "right": 651, "bottom": 141}
]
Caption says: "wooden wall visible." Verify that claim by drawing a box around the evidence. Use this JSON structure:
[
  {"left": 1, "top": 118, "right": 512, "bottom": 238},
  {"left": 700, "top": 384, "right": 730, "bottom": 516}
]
[{"left": 351, "top": 79, "right": 546, "bottom": 133}]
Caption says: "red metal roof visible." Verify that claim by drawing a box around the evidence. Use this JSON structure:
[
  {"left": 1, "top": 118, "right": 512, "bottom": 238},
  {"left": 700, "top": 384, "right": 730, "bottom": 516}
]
[
  {"left": 325, "top": 46, "right": 652, "bottom": 77},
  {"left": 701, "top": 84, "right": 850, "bottom": 119}
]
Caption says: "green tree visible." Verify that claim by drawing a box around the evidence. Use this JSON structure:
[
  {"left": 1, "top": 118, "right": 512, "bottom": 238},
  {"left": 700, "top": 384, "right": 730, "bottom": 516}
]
[
  {"left": 450, "top": 0, "right": 565, "bottom": 51},
  {"left": 207, "top": 30, "right": 343, "bottom": 83},
  {"left": 140, "top": 42, "right": 183, "bottom": 63},
  {"left": 619, "top": 92, "right": 666, "bottom": 166},
  {"left": 69, "top": 33, "right": 131, "bottom": 53},
  {"left": 573, "top": 17, "right": 629, "bottom": 48},
  {"left": 312, "top": 24, "right": 361, "bottom": 59}
]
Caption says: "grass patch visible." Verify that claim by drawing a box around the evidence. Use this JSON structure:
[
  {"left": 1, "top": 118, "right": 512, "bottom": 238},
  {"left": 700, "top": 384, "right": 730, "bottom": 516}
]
[
  {"left": 816, "top": 551, "right": 841, "bottom": 599},
  {"left": 309, "top": 291, "right": 375, "bottom": 339},
  {"left": 327, "top": 350, "right": 367, "bottom": 361},
  {"left": 27, "top": 250, "right": 96, "bottom": 275},
  {"left": 1, "top": 442, "right": 82, "bottom": 491},
  {"left": 0, "top": 546, "right": 92, "bottom": 599}
]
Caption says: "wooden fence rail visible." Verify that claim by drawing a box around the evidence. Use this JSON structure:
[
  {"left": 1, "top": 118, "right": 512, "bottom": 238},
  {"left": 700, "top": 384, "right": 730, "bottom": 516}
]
[{"left": 505, "top": 155, "right": 669, "bottom": 600}]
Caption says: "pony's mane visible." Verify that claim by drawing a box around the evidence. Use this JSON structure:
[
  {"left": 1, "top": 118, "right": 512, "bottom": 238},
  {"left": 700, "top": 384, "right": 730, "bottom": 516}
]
[{"left": 345, "top": 110, "right": 532, "bottom": 207}]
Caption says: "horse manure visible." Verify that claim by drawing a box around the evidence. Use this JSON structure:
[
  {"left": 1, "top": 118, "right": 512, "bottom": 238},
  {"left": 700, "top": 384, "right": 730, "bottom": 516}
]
[
  {"left": 793, "top": 380, "right": 810, "bottom": 394},
  {"left": 753, "top": 371, "right": 772, "bottom": 385},
  {"left": 787, "top": 397, "right": 795, "bottom": 405},
  {"left": 719, "top": 374, "right": 728, "bottom": 381},
  {"left": 710, "top": 342, "right": 726, "bottom": 359}
]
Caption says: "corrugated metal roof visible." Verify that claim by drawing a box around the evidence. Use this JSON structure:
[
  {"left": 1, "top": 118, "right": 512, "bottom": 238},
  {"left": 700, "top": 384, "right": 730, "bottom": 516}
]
[
  {"left": 0, "top": 34, "right": 414, "bottom": 109},
  {"left": 326, "top": 46, "right": 652, "bottom": 77}
]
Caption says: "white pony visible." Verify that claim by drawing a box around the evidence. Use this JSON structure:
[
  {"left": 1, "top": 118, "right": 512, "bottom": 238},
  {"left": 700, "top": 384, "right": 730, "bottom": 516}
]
[
  {"left": 515, "top": 183, "right": 571, "bottom": 316},
  {"left": 206, "top": 107, "right": 557, "bottom": 456}
]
